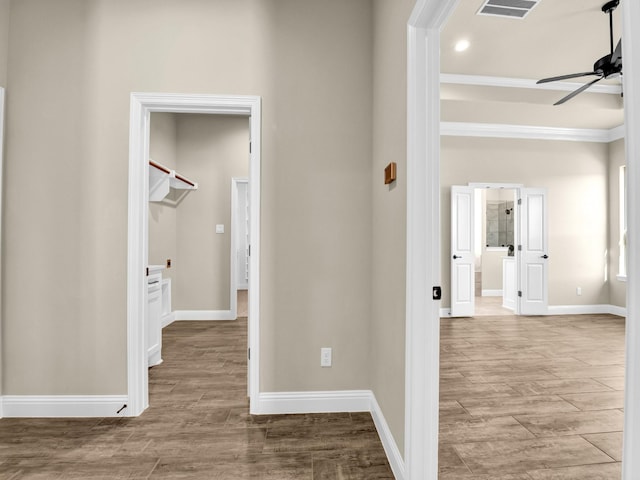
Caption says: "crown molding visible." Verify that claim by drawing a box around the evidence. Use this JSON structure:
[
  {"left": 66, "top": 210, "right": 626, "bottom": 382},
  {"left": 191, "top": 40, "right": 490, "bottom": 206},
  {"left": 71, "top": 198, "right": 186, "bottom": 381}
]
[
  {"left": 441, "top": 73, "right": 623, "bottom": 95},
  {"left": 441, "top": 121, "right": 625, "bottom": 143}
]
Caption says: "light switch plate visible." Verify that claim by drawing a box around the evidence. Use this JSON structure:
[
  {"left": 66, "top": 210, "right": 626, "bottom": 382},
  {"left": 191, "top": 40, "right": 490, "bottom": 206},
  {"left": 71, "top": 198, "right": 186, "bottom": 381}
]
[
  {"left": 216, "top": 224, "right": 225, "bottom": 234},
  {"left": 321, "top": 347, "right": 332, "bottom": 367}
]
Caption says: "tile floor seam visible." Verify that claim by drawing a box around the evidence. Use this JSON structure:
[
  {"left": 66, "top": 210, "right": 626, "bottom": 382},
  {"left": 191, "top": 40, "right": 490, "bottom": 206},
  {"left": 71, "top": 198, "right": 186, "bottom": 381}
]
[{"left": 579, "top": 434, "right": 619, "bottom": 463}]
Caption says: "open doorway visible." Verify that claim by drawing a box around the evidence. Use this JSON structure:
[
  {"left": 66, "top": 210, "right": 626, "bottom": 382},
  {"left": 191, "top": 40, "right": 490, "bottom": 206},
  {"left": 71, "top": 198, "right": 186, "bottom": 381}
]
[
  {"left": 474, "top": 186, "right": 518, "bottom": 316},
  {"left": 405, "top": 0, "right": 640, "bottom": 476},
  {"left": 146, "top": 113, "right": 249, "bottom": 369},
  {"left": 127, "top": 94, "right": 261, "bottom": 417},
  {"left": 449, "top": 183, "right": 549, "bottom": 318}
]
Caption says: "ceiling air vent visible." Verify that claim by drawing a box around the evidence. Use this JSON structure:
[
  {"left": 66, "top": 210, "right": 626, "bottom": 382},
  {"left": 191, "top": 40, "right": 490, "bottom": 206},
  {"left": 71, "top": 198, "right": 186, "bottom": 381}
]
[{"left": 477, "top": 0, "right": 540, "bottom": 19}]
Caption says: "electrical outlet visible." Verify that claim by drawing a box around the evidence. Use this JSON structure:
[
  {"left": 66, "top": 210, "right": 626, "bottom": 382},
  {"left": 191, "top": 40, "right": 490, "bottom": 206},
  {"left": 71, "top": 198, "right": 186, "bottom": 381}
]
[
  {"left": 577, "top": 287, "right": 582, "bottom": 296},
  {"left": 321, "top": 347, "right": 332, "bottom": 367},
  {"left": 166, "top": 259, "right": 172, "bottom": 268}
]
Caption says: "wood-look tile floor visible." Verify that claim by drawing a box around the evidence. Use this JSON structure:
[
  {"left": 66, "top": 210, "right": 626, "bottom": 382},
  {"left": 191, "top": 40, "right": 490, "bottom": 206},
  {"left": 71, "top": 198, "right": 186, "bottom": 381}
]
[
  {"left": 439, "top": 314, "right": 625, "bottom": 479},
  {"left": 0, "top": 318, "right": 393, "bottom": 479}
]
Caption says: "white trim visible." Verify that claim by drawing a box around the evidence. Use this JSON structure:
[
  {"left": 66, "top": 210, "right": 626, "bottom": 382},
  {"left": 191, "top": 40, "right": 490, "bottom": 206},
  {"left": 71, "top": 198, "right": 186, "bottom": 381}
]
[
  {"left": 161, "top": 312, "right": 176, "bottom": 328},
  {"left": 609, "top": 305, "right": 627, "bottom": 318},
  {"left": 231, "top": 177, "right": 250, "bottom": 290},
  {"left": 174, "top": 310, "right": 237, "bottom": 321},
  {"left": 0, "top": 87, "right": 4, "bottom": 419},
  {"left": 622, "top": 0, "right": 640, "bottom": 475},
  {"left": 610, "top": 124, "right": 626, "bottom": 142},
  {"left": 441, "top": 122, "right": 624, "bottom": 143},
  {"left": 412, "top": 1, "right": 640, "bottom": 477},
  {"left": 481, "top": 289, "right": 502, "bottom": 297},
  {"left": 257, "top": 390, "right": 404, "bottom": 479},
  {"left": 406, "top": 0, "right": 456, "bottom": 477},
  {"left": 441, "top": 73, "right": 623, "bottom": 96},
  {"left": 440, "top": 305, "right": 626, "bottom": 318},
  {"left": 1, "top": 395, "right": 129, "bottom": 418},
  {"left": 371, "top": 394, "right": 405, "bottom": 480},
  {"left": 228, "top": 178, "right": 238, "bottom": 321},
  {"left": 617, "top": 274, "right": 628, "bottom": 282},
  {"left": 547, "top": 305, "right": 627, "bottom": 317},
  {"left": 258, "top": 390, "right": 372, "bottom": 414},
  {"left": 128, "top": 93, "right": 261, "bottom": 417}
]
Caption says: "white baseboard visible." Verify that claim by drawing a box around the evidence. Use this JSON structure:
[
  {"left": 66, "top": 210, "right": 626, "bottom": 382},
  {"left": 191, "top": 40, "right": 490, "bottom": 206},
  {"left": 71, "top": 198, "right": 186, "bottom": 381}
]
[
  {"left": 257, "top": 390, "right": 372, "bottom": 414},
  {"left": 370, "top": 394, "right": 405, "bottom": 480},
  {"left": 548, "top": 304, "right": 627, "bottom": 317},
  {"left": 441, "top": 305, "right": 626, "bottom": 318},
  {"left": 608, "top": 305, "right": 627, "bottom": 317},
  {"left": 1, "top": 395, "right": 129, "bottom": 418},
  {"left": 482, "top": 289, "right": 503, "bottom": 297},
  {"left": 161, "top": 312, "right": 176, "bottom": 328},
  {"left": 174, "top": 310, "right": 237, "bottom": 321},
  {"left": 256, "top": 389, "right": 403, "bottom": 479}
]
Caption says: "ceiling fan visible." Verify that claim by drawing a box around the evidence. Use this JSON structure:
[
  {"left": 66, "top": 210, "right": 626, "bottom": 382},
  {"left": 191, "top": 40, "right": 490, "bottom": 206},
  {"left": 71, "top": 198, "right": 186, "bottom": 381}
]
[{"left": 537, "top": 0, "right": 622, "bottom": 105}]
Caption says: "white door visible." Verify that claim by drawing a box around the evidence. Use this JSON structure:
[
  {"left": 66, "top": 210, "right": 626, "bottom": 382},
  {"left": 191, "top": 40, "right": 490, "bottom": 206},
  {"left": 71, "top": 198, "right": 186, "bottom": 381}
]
[
  {"left": 451, "top": 186, "right": 475, "bottom": 317},
  {"left": 519, "top": 188, "right": 548, "bottom": 315}
]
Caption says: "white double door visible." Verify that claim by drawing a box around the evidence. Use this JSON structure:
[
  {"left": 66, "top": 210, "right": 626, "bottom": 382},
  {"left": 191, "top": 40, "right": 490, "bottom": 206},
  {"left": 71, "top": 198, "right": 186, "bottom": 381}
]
[{"left": 450, "top": 186, "right": 548, "bottom": 317}]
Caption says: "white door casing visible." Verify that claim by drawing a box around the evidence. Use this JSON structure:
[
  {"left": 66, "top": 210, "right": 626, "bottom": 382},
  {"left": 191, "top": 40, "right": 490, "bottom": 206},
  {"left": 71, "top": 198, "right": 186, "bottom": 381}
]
[
  {"left": 409, "top": 0, "right": 640, "bottom": 478},
  {"left": 234, "top": 178, "right": 249, "bottom": 290},
  {"left": 519, "top": 188, "right": 548, "bottom": 315},
  {"left": 128, "top": 93, "right": 262, "bottom": 416},
  {"left": 451, "top": 186, "right": 475, "bottom": 317}
]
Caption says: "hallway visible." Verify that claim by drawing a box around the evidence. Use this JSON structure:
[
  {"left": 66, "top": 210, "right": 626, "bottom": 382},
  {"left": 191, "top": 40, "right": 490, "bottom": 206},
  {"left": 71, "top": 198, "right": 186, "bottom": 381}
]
[{"left": 0, "top": 319, "right": 393, "bottom": 479}]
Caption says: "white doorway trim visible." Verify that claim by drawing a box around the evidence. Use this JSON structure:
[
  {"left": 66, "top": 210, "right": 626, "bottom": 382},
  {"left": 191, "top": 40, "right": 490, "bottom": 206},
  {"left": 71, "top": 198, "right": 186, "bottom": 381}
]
[
  {"left": 0, "top": 87, "right": 4, "bottom": 419},
  {"left": 127, "top": 93, "right": 261, "bottom": 416},
  {"left": 232, "top": 177, "right": 249, "bottom": 291},
  {"left": 408, "top": 0, "right": 640, "bottom": 478},
  {"left": 622, "top": 1, "right": 640, "bottom": 477}
]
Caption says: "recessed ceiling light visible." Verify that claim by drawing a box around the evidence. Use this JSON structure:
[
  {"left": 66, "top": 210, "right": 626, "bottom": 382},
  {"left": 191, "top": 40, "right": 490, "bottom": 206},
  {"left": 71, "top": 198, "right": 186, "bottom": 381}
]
[{"left": 454, "top": 39, "right": 470, "bottom": 52}]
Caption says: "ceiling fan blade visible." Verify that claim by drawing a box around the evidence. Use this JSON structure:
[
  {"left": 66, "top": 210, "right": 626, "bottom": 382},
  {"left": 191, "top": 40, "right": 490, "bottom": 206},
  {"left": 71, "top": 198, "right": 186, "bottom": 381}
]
[
  {"left": 554, "top": 77, "right": 604, "bottom": 105},
  {"left": 537, "top": 72, "right": 599, "bottom": 84},
  {"left": 611, "top": 39, "right": 622, "bottom": 64}
]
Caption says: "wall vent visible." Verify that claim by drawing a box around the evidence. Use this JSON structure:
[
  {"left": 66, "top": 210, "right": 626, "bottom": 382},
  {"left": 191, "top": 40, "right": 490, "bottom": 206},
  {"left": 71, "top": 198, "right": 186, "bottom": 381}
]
[{"left": 477, "top": 0, "right": 541, "bottom": 19}]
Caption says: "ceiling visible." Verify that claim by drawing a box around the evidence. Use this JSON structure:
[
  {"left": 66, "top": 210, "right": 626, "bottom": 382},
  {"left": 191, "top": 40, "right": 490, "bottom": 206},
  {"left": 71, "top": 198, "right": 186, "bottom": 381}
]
[{"left": 440, "top": 0, "right": 625, "bottom": 130}]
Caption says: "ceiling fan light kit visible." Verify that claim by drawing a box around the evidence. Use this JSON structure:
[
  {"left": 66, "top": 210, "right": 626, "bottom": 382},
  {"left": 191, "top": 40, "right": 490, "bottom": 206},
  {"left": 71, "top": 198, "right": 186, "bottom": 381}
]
[{"left": 537, "top": 0, "right": 622, "bottom": 105}]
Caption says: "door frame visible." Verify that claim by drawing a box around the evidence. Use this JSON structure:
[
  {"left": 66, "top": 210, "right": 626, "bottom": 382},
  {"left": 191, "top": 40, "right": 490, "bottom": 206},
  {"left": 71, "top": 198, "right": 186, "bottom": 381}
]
[
  {"left": 450, "top": 183, "right": 523, "bottom": 317},
  {"left": 232, "top": 177, "right": 249, "bottom": 291},
  {"left": 407, "top": 0, "right": 640, "bottom": 478},
  {"left": 0, "top": 87, "right": 4, "bottom": 419},
  {"left": 127, "top": 93, "right": 261, "bottom": 416}
]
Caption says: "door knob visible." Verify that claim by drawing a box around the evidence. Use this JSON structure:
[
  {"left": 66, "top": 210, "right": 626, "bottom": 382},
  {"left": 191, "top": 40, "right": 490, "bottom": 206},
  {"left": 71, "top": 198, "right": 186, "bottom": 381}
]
[
  {"left": 453, "top": 255, "right": 463, "bottom": 259},
  {"left": 541, "top": 254, "right": 549, "bottom": 259}
]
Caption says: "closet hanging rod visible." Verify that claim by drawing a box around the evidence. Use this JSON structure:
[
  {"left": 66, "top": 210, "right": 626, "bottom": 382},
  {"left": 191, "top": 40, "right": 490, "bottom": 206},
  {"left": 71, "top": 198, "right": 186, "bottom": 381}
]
[
  {"left": 175, "top": 173, "right": 195, "bottom": 187},
  {"left": 149, "top": 160, "right": 196, "bottom": 187},
  {"left": 149, "top": 160, "right": 170, "bottom": 175}
]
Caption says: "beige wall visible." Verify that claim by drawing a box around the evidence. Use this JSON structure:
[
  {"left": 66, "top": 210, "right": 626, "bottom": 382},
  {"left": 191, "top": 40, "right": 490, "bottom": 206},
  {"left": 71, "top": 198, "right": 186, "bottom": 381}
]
[
  {"left": 174, "top": 114, "right": 248, "bottom": 311},
  {"left": 4, "top": 0, "right": 117, "bottom": 394},
  {"left": 149, "top": 113, "right": 178, "bottom": 283},
  {"left": 3, "top": 0, "right": 374, "bottom": 396},
  {"left": 266, "top": 0, "right": 373, "bottom": 392},
  {"left": 0, "top": 0, "right": 7, "bottom": 399},
  {"left": 608, "top": 138, "right": 627, "bottom": 307},
  {"left": 371, "top": 0, "right": 415, "bottom": 457},
  {"left": 442, "top": 137, "right": 609, "bottom": 309},
  {"left": 0, "top": 0, "right": 8, "bottom": 87}
]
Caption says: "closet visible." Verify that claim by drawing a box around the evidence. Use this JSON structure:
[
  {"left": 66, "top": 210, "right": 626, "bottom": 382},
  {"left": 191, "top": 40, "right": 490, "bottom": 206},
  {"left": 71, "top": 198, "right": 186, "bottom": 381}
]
[{"left": 147, "top": 160, "right": 198, "bottom": 366}]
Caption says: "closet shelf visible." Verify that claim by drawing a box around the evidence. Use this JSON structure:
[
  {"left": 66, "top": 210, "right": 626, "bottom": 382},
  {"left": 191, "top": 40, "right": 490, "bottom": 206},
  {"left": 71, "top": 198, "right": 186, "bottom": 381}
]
[{"left": 149, "top": 159, "right": 198, "bottom": 202}]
